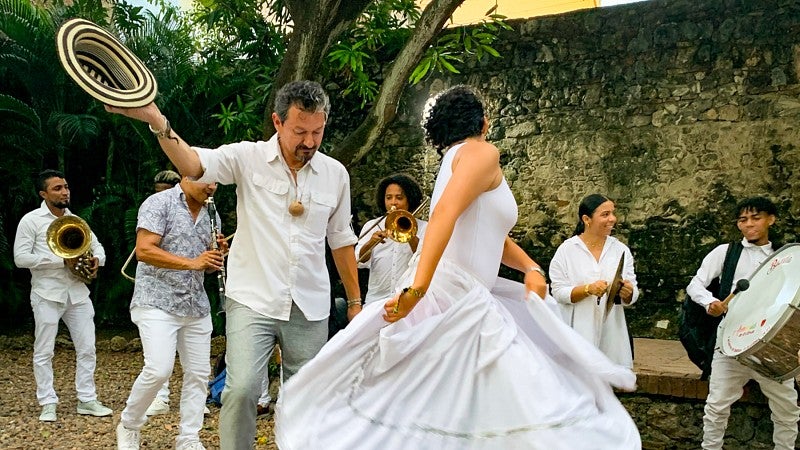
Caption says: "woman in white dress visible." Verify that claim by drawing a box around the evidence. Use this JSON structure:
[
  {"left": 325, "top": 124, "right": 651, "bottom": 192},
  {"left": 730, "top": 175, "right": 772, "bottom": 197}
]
[
  {"left": 549, "top": 194, "right": 639, "bottom": 368},
  {"left": 356, "top": 173, "right": 428, "bottom": 305},
  {"left": 275, "top": 86, "right": 641, "bottom": 449}
]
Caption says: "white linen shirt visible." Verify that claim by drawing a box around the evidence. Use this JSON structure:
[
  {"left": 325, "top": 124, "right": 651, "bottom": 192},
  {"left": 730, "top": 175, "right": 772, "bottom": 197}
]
[
  {"left": 686, "top": 238, "right": 773, "bottom": 311},
  {"left": 548, "top": 235, "right": 639, "bottom": 367},
  {"left": 356, "top": 216, "right": 427, "bottom": 305},
  {"left": 13, "top": 201, "right": 106, "bottom": 304},
  {"left": 193, "top": 134, "right": 357, "bottom": 321}
]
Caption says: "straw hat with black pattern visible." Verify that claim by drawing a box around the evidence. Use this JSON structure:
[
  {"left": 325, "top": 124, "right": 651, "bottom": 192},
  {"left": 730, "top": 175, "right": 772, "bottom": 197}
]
[{"left": 56, "top": 18, "right": 157, "bottom": 107}]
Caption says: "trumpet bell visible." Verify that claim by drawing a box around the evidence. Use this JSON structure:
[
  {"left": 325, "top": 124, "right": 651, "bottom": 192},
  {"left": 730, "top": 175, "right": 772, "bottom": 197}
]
[
  {"left": 385, "top": 209, "right": 417, "bottom": 243},
  {"left": 47, "top": 216, "right": 92, "bottom": 259},
  {"left": 46, "top": 215, "right": 95, "bottom": 284}
]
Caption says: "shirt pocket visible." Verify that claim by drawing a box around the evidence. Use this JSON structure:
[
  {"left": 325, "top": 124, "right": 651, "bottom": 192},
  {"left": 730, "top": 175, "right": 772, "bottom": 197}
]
[
  {"left": 252, "top": 174, "right": 289, "bottom": 220},
  {"left": 305, "top": 190, "right": 336, "bottom": 235}
]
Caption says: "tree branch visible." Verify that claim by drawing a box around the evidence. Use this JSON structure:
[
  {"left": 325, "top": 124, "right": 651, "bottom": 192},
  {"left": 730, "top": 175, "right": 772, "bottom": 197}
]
[
  {"left": 262, "top": 0, "right": 373, "bottom": 138},
  {"left": 329, "top": 0, "right": 464, "bottom": 167}
]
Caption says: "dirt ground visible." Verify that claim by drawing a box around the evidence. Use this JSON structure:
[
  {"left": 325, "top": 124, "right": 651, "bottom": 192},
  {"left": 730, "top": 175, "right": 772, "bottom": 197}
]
[{"left": 0, "top": 336, "right": 277, "bottom": 450}]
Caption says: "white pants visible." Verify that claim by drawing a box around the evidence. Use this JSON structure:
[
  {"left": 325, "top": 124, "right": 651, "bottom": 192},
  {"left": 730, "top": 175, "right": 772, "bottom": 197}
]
[
  {"left": 120, "top": 307, "right": 211, "bottom": 448},
  {"left": 703, "top": 350, "right": 800, "bottom": 450},
  {"left": 31, "top": 295, "right": 98, "bottom": 405}
]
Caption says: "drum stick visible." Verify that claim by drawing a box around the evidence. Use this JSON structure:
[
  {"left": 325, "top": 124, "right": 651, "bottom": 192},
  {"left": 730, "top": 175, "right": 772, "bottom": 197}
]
[{"left": 721, "top": 279, "right": 750, "bottom": 308}]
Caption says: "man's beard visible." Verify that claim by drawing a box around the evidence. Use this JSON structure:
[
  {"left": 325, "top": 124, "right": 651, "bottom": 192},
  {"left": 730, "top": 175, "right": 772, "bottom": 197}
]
[
  {"left": 295, "top": 146, "right": 315, "bottom": 163},
  {"left": 53, "top": 199, "right": 70, "bottom": 209}
]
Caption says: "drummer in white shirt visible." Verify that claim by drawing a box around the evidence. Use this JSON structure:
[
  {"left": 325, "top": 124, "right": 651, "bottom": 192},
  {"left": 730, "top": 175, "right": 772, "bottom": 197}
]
[
  {"left": 687, "top": 196, "right": 799, "bottom": 450},
  {"left": 357, "top": 173, "right": 427, "bottom": 305},
  {"left": 548, "top": 193, "right": 639, "bottom": 368}
]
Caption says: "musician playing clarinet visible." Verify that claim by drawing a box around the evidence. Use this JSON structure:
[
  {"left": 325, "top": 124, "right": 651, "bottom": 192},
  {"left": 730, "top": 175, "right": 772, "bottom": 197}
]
[
  {"left": 356, "top": 173, "right": 428, "bottom": 305},
  {"left": 686, "top": 196, "right": 799, "bottom": 450},
  {"left": 116, "top": 176, "right": 226, "bottom": 450}
]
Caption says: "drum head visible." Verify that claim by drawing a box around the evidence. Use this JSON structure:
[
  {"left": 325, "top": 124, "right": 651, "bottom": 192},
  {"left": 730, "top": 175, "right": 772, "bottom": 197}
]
[{"left": 720, "top": 244, "right": 800, "bottom": 356}]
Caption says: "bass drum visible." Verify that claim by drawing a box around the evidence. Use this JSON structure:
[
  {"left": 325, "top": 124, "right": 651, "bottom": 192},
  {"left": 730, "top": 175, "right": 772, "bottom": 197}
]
[{"left": 719, "top": 243, "right": 800, "bottom": 381}]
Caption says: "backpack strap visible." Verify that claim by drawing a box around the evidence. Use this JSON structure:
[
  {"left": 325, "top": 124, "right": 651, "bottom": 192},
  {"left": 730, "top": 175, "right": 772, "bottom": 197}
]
[{"left": 717, "top": 241, "right": 744, "bottom": 299}]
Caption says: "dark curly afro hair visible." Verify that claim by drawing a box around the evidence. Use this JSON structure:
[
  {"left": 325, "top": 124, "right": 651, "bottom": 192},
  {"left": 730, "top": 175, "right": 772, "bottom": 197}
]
[
  {"left": 421, "top": 85, "right": 485, "bottom": 154},
  {"left": 374, "top": 173, "right": 424, "bottom": 214}
]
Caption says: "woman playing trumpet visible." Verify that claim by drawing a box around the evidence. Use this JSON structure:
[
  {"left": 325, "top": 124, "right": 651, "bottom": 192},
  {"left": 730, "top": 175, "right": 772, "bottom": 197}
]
[{"left": 356, "top": 173, "right": 427, "bottom": 305}]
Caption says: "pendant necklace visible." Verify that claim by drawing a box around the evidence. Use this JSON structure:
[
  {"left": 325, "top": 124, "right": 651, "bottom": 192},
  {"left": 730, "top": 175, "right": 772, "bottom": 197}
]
[{"left": 287, "top": 166, "right": 305, "bottom": 217}]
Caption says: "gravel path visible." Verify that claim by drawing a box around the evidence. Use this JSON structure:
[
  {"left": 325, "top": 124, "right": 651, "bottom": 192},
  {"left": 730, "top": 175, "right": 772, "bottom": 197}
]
[{"left": 0, "top": 338, "right": 277, "bottom": 450}]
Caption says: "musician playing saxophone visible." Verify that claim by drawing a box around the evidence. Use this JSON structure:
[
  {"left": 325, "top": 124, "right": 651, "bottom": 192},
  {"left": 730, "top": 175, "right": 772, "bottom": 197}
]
[
  {"left": 116, "top": 176, "right": 225, "bottom": 450},
  {"left": 356, "top": 173, "right": 428, "bottom": 305},
  {"left": 13, "top": 169, "right": 111, "bottom": 423}
]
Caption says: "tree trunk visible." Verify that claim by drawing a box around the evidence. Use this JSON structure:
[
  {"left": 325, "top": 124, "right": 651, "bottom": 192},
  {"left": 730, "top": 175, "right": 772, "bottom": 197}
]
[
  {"left": 329, "top": 0, "right": 465, "bottom": 168},
  {"left": 262, "top": 0, "right": 373, "bottom": 138}
]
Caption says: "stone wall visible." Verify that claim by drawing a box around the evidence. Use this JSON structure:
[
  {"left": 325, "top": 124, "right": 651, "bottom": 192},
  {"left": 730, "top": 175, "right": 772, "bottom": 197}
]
[
  {"left": 349, "top": 0, "right": 800, "bottom": 337},
  {"left": 623, "top": 394, "right": 782, "bottom": 449}
]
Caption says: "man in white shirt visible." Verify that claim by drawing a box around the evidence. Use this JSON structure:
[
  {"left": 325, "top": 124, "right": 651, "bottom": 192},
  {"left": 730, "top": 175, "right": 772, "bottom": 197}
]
[
  {"left": 13, "top": 169, "right": 113, "bottom": 422},
  {"left": 105, "top": 80, "right": 362, "bottom": 449},
  {"left": 686, "top": 196, "right": 799, "bottom": 450}
]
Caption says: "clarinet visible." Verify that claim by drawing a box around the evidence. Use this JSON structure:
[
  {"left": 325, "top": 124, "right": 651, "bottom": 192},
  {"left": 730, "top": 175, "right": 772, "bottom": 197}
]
[{"left": 205, "top": 197, "right": 227, "bottom": 308}]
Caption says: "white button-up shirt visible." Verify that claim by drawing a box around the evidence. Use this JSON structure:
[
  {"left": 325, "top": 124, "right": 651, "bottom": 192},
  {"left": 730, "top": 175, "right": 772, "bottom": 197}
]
[
  {"left": 686, "top": 238, "right": 773, "bottom": 310},
  {"left": 356, "top": 216, "right": 427, "bottom": 305},
  {"left": 13, "top": 201, "right": 106, "bottom": 304},
  {"left": 193, "top": 134, "right": 357, "bottom": 321}
]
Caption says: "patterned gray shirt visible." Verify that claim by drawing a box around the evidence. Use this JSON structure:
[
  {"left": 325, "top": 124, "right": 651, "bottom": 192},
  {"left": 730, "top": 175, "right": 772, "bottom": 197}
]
[{"left": 131, "top": 185, "right": 219, "bottom": 317}]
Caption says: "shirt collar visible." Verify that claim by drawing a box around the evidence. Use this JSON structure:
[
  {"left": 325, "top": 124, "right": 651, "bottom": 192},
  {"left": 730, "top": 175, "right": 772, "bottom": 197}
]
[
  {"left": 266, "top": 133, "right": 320, "bottom": 174},
  {"left": 37, "top": 201, "right": 71, "bottom": 218},
  {"left": 740, "top": 237, "right": 772, "bottom": 252}
]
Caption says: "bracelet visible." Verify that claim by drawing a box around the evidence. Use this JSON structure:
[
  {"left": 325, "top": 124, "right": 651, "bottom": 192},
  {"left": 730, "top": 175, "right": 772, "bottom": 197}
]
[
  {"left": 526, "top": 266, "right": 546, "bottom": 279},
  {"left": 584, "top": 284, "right": 591, "bottom": 296},
  {"left": 402, "top": 286, "right": 426, "bottom": 298},
  {"left": 148, "top": 115, "right": 172, "bottom": 139},
  {"left": 346, "top": 298, "right": 362, "bottom": 307}
]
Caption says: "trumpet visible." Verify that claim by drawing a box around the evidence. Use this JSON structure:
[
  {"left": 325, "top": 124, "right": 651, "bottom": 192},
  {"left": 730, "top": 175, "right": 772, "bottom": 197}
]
[
  {"left": 46, "top": 215, "right": 96, "bottom": 284},
  {"left": 120, "top": 248, "right": 136, "bottom": 283},
  {"left": 357, "top": 198, "right": 427, "bottom": 264}
]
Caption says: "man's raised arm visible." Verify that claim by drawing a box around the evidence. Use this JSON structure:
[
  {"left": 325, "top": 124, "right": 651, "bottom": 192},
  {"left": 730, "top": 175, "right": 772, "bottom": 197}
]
[{"left": 105, "top": 102, "right": 203, "bottom": 179}]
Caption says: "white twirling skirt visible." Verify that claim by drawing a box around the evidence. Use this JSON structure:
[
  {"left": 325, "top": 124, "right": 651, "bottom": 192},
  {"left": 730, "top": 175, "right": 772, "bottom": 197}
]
[{"left": 275, "top": 259, "right": 641, "bottom": 449}]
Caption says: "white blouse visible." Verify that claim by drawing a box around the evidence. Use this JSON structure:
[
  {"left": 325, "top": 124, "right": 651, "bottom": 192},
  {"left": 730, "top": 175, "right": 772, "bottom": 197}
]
[{"left": 548, "top": 235, "right": 639, "bottom": 368}]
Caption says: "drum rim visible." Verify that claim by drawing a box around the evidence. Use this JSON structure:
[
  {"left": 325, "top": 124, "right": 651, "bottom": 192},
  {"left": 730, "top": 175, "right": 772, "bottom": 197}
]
[{"left": 720, "top": 243, "right": 800, "bottom": 357}]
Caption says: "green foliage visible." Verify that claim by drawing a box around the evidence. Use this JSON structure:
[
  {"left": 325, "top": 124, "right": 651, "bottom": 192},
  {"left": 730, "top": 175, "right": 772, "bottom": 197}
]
[
  {"left": 410, "top": 14, "right": 511, "bottom": 85},
  {"left": 0, "top": 0, "right": 222, "bottom": 329},
  {"left": 0, "top": 0, "right": 511, "bottom": 331}
]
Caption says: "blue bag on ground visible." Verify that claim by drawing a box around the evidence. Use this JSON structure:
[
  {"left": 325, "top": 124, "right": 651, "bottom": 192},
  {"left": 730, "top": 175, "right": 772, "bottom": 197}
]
[{"left": 207, "top": 367, "right": 226, "bottom": 406}]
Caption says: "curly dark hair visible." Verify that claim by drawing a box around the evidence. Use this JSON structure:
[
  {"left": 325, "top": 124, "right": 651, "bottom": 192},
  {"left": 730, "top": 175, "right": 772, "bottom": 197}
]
[
  {"left": 421, "top": 85, "right": 485, "bottom": 154},
  {"left": 374, "top": 173, "right": 423, "bottom": 214}
]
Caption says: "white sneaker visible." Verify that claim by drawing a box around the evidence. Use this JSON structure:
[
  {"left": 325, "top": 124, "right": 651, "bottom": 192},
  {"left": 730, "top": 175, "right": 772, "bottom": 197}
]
[
  {"left": 145, "top": 397, "right": 170, "bottom": 416},
  {"left": 76, "top": 399, "right": 113, "bottom": 417},
  {"left": 116, "top": 423, "right": 140, "bottom": 450},
  {"left": 39, "top": 403, "right": 57, "bottom": 422},
  {"left": 176, "top": 441, "right": 206, "bottom": 450}
]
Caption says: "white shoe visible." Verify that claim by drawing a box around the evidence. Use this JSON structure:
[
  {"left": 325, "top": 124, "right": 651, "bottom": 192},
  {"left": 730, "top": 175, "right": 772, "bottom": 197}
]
[
  {"left": 176, "top": 441, "right": 206, "bottom": 450},
  {"left": 116, "top": 422, "right": 141, "bottom": 450},
  {"left": 77, "top": 399, "right": 113, "bottom": 417},
  {"left": 145, "top": 397, "right": 170, "bottom": 416},
  {"left": 39, "top": 403, "right": 57, "bottom": 422}
]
